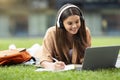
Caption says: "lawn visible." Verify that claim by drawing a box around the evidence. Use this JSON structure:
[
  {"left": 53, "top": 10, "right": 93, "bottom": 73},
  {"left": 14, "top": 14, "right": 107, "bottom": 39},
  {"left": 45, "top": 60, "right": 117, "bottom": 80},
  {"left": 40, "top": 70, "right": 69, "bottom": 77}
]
[{"left": 0, "top": 36, "right": 120, "bottom": 80}]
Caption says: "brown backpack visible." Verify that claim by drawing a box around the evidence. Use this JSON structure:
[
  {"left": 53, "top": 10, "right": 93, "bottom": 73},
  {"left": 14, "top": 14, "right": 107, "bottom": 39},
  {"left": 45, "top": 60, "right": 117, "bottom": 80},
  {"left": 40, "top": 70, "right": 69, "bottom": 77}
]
[{"left": 0, "top": 48, "right": 32, "bottom": 66}]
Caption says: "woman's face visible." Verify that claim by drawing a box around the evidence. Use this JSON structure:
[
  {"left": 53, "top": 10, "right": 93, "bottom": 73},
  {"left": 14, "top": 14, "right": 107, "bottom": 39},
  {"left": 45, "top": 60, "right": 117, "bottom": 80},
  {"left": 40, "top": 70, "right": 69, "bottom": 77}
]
[{"left": 63, "top": 15, "right": 81, "bottom": 36}]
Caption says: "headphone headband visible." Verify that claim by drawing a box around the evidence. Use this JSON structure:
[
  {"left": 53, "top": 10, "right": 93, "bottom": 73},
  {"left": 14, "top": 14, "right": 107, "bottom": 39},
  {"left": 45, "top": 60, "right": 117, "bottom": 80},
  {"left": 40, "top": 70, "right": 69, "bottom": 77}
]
[{"left": 57, "top": 4, "right": 82, "bottom": 28}]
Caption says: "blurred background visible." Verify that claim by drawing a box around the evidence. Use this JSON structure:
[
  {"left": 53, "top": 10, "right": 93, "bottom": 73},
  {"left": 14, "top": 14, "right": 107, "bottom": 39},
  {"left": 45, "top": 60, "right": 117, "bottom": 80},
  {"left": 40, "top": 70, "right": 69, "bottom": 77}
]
[{"left": 0, "top": 0, "right": 120, "bottom": 38}]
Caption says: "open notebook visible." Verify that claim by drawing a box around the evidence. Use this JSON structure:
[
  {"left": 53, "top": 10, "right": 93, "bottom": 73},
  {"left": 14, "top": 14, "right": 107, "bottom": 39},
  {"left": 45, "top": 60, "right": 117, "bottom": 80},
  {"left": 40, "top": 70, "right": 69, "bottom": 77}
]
[
  {"left": 35, "top": 45, "right": 120, "bottom": 72},
  {"left": 35, "top": 64, "right": 82, "bottom": 72}
]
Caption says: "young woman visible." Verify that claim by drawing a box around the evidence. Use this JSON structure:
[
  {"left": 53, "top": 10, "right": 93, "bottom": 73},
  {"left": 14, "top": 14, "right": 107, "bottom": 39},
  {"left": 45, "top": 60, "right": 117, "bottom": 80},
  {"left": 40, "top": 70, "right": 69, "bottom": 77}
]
[{"left": 39, "top": 3, "right": 91, "bottom": 70}]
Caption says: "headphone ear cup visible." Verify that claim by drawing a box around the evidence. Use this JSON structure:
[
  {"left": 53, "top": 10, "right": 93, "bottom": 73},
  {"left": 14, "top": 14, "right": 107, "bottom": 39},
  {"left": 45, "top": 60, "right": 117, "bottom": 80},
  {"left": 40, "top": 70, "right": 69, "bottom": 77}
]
[
  {"left": 80, "top": 16, "right": 84, "bottom": 22},
  {"left": 59, "top": 20, "right": 64, "bottom": 28}
]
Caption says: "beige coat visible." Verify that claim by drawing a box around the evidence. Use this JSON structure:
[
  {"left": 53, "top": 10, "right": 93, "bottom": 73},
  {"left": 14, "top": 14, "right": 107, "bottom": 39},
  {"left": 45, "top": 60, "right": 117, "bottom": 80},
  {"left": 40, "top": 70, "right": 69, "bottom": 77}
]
[{"left": 36, "top": 26, "right": 91, "bottom": 64}]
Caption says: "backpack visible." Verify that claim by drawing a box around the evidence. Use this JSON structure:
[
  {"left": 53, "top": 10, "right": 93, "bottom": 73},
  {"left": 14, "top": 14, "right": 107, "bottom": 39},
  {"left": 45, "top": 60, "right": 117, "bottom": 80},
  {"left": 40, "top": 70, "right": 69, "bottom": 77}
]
[{"left": 0, "top": 48, "right": 32, "bottom": 66}]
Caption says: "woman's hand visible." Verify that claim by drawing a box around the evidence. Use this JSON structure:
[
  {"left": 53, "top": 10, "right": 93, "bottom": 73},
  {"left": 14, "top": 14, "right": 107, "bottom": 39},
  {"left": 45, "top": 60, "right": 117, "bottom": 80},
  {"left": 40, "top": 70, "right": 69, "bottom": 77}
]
[
  {"left": 53, "top": 61, "right": 65, "bottom": 70},
  {"left": 41, "top": 61, "right": 66, "bottom": 71}
]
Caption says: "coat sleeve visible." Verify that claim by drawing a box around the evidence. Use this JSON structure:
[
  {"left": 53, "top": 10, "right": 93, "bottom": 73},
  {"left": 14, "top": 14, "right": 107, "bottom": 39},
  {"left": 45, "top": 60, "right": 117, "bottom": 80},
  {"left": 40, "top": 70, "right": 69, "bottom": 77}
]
[{"left": 39, "top": 27, "right": 56, "bottom": 63}]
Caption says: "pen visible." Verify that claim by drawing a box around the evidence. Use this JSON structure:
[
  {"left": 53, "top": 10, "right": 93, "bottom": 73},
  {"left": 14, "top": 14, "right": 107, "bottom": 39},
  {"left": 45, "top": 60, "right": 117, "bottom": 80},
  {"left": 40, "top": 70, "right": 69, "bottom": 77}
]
[
  {"left": 52, "top": 57, "right": 59, "bottom": 62},
  {"left": 49, "top": 56, "right": 58, "bottom": 62}
]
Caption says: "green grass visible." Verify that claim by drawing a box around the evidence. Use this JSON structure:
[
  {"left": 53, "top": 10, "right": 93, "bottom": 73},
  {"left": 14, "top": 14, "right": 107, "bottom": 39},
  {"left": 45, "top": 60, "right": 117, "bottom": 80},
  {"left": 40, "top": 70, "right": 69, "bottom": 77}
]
[
  {"left": 92, "top": 37, "right": 120, "bottom": 47},
  {"left": 0, "top": 37, "right": 120, "bottom": 80},
  {"left": 0, "top": 38, "right": 43, "bottom": 50}
]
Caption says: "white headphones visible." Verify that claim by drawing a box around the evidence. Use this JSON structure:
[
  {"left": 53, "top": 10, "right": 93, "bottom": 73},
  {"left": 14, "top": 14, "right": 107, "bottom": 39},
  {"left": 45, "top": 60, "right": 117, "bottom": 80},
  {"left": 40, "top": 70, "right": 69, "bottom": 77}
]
[{"left": 56, "top": 4, "right": 83, "bottom": 28}]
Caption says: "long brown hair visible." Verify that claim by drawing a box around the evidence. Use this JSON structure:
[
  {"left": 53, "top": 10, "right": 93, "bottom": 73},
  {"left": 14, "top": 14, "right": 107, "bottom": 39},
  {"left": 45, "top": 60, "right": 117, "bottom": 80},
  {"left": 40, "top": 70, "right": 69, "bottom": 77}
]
[{"left": 55, "top": 5, "right": 87, "bottom": 64}]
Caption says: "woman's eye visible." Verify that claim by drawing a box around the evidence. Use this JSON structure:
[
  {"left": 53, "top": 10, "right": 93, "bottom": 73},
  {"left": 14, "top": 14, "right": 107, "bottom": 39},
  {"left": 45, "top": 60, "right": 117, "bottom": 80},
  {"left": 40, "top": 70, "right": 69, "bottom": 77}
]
[
  {"left": 76, "top": 20, "right": 79, "bottom": 24},
  {"left": 68, "top": 22, "right": 72, "bottom": 25}
]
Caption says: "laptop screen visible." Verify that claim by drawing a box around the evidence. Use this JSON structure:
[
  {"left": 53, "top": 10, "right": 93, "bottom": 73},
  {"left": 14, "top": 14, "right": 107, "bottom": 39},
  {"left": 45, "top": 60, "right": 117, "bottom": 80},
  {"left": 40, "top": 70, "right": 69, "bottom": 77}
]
[{"left": 82, "top": 45, "right": 120, "bottom": 70}]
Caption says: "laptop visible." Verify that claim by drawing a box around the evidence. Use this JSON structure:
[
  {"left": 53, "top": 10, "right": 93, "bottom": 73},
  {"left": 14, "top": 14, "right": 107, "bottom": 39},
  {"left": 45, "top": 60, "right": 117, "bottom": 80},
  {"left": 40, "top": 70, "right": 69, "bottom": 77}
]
[{"left": 80, "top": 45, "right": 120, "bottom": 70}]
